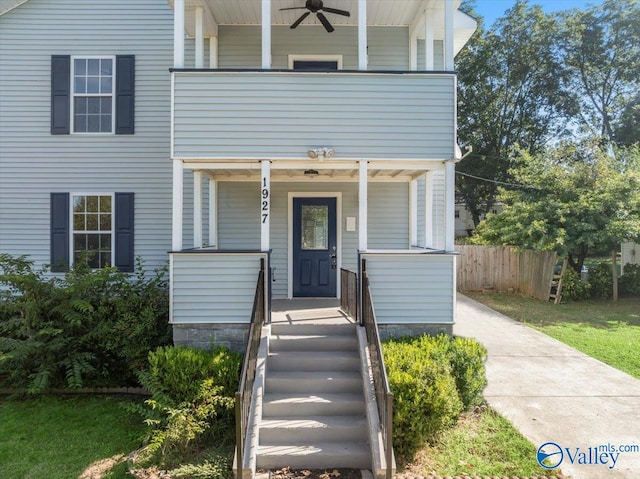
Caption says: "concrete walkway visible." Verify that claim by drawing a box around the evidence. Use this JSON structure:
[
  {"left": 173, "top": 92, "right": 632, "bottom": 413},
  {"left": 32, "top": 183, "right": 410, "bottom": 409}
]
[{"left": 455, "top": 294, "right": 640, "bottom": 479}]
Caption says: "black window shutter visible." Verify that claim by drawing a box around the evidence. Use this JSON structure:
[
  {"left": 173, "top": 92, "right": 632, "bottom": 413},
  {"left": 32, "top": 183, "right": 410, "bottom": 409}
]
[
  {"left": 51, "top": 55, "right": 70, "bottom": 135},
  {"left": 115, "top": 55, "right": 135, "bottom": 135},
  {"left": 114, "top": 193, "right": 135, "bottom": 272},
  {"left": 50, "top": 193, "right": 70, "bottom": 272}
]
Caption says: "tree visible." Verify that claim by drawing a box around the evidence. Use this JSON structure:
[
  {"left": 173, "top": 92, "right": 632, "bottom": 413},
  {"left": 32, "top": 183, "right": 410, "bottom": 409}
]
[
  {"left": 557, "top": 0, "right": 640, "bottom": 143},
  {"left": 456, "top": 1, "right": 571, "bottom": 227},
  {"left": 473, "top": 142, "right": 640, "bottom": 274},
  {"left": 614, "top": 93, "right": 640, "bottom": 146}
]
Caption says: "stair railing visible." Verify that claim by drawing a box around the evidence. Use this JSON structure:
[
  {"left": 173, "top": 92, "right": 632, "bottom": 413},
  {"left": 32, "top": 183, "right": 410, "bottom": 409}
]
[
  {"left": 360, "top": 259, "right": 394, "bottom": 479},
  {"left": 340, "top": 267, "right": 358, "bottom": 319},
  {"left": 235, "top": 257, "right": 266, "bottom": 478}
]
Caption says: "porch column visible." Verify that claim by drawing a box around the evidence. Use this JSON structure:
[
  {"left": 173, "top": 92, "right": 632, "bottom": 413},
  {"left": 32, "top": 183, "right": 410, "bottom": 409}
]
[
  {"left": 261, "top": 0, "right": 272, "bottom": 69},
  {"left": 424, "top": 171, "right": 434, "bottom": 248},
  {"left": 193, "top": 171, "right": 203, "bottom": 248},
  {"left": 445, "top": 161, "right": 456, "bottom": 251},
  {"left": 208, "top": 177, "right": 217, "bottom": 248},
  {"left": 409, "top": 32, "right": 418, "bottom": 70},
  {"left": 209, "top": 37, "right": 218, "bottom": 68},
  {"left": 425, "top": 11, "right": 434, "bottom": 71},
  {"left": 195, "top": 6, "right": 204, "bottom": 68},
  {"left": 173, "top": 0, "right": 185, "bottom": 68},
  {"left": 172, "top": 160, "right": 184, "bottom": 250},
  {"left": 359, "top": 160, "right": 368, "bottom": 251},
  {"left": 409, "top": 179, "right": 418, "bottom": 246},
  {"left": 358, "top": 0, "right": 367, "bottom": 70},
  {"left": 444, "top": 0, "right": 455, "bottom": 71},
  {"left": 261, "top": 161, "right": 271, "bottom": 251}
]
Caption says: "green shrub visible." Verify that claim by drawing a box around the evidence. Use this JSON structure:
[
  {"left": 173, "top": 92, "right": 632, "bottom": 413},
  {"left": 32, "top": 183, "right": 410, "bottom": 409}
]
[
  {"left": 168, "top": 449, "right": 232, "bottom": 479},
  {"left": 561, "top": 268, "right": 591, "bottom": 301},
  {"left": 589, "top": 262, "right": 613, "bottom": 299},
  {"left": 0, "top": 254, "right": 171, "bottom": 392},
  {"left": 620, "top": 263, "right": 640, "bottom": 296},
  {"left": 135, "top": 346, "right": 241, "bottom": 467},
  {"left": 447, "top": 337, "right": 488, "bottom": 409}
]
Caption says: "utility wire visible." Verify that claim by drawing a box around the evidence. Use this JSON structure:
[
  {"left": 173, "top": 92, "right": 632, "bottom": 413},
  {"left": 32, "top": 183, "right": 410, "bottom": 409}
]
[{"left": 455, "top": 170, "right": 537, "bottom": 189}]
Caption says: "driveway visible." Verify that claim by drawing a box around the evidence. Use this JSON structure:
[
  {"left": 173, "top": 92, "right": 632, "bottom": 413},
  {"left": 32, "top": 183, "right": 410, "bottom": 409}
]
[{"left": 455, "top": 294, "right": 640, "bottom": 479}]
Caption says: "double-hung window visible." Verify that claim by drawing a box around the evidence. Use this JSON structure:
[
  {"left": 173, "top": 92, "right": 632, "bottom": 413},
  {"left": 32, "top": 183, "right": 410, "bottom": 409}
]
[
  {"left": 71, "top": 57, "right": 115, "bottom": 133},
  {"left": 71, "top": 194, "right": 114, "bottom": 268}
]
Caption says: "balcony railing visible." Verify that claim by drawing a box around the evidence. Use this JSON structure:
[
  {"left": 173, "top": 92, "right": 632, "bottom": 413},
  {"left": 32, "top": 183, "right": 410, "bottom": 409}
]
[{"left": 340, "top": 267, "right": 358, "bottom": 320}]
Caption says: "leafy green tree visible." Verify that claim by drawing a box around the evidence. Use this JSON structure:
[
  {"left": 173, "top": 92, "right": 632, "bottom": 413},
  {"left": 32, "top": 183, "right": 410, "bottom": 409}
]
[
  {"left": 473, "top": 143, "right": 640, "bottom": 274},
  {"left": 557, "top": 0, "right": 640, "bottom": 142},
  {"left": 456, "top": 1, "right": 571, "bottom": 226}
]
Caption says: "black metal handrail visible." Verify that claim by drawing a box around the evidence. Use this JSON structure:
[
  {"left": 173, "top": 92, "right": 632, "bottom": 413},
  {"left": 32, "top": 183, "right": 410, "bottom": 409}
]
[
  {"left": 235, "top": 258, "right": 266, "bottom": 477},
  {"left": 361, "top": 259, "right": 394, "bottom": 479},
  {"left": 340, "top": 268, "right": 358, "bottom": 319}
]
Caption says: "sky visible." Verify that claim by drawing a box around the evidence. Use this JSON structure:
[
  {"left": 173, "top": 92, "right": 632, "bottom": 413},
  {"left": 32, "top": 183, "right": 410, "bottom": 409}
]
[{"left": 473, "top": 0, "right": 603, "bottom": 27}]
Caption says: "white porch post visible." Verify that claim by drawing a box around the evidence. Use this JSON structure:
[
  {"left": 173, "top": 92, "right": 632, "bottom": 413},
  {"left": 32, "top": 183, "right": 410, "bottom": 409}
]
[
  {"left": 409, "top": 179, "right": 417, "bottom": 246},
  {"left": 193, "top": 171, "right": 203, "bottom": 248},
  {"left": 358, "top": 0, "right": 367, "bottom": 70},
  {"left": 173, "top": 0, "right": 185, "bottom": 68},
  {"left": 261, "top": 161, "right": 271, "bottom": 251},
  {"left": 424, "top": 171, "right": 434, "bottom": 248},
  {"left": 261, "top": 0, "right": 272, "bottom": 69},
  {"left": 195, "top": 6, "right": 204, "bottom": 69},
  {"left": 359, "top": 160, "right": 368, "bottom": 251},
  {"left": 409, "top": 32, "right": 418, "bottom": 70},
  {"left": 172, "top": 160, "right": 184, "bottom": 250},
  {"left": 425, "top": 12, "right": 434, "bottom": 71},
  {"left": 209, "top": 37, "right": 218, "bottom": 68},
  {"left": 208, "top": 177, "right": 217, "bottom": 248},
  {"left": 445, "top": 161, "right": 456, "bottom": 251},
  {"left": 444, "top": 0, "right": 455, "bottom": 71}
]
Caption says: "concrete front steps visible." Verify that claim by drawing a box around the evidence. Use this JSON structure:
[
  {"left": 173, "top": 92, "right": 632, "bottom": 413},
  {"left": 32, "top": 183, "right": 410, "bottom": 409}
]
[{"left": 257, "top": 322, "right": 372, "bottom": 470}]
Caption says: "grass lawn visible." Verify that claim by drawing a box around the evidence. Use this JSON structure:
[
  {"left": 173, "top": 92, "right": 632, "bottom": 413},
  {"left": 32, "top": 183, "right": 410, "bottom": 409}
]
[
  {"left": 466, "top": 292, "right": 640, "bottom": 379},
  {"left": 402, "top": 406, "right": 556, "bottom": 477},
  {"left": 0, "top": 395, "right": 146, "bottom": 479}
]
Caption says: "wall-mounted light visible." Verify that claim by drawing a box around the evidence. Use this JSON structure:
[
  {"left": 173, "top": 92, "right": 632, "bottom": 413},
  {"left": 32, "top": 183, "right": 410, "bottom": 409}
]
[
  {"left": 307, "top": 147, "right": 335, "bottom": 160},
  {"left": 304, "top": 169, "right": 319, "bottom": 178}
]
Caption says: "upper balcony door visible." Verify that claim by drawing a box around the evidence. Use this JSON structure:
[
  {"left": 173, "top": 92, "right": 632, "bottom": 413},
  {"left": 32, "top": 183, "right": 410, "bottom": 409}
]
[{"left": 288, "top": 55, "right": 343, "bottom": 71}]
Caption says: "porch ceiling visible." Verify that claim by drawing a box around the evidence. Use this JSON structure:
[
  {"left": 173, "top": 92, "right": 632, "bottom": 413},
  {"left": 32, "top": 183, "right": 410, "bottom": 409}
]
[
  {"left": 169, "top": 0, "right": 476, "bottom": 52},
  {"left": 201, "top": 167, "right": 429, "bottom": 181}
]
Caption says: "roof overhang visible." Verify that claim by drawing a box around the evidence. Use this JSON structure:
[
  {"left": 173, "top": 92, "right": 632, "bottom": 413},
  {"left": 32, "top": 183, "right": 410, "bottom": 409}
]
[{"left": 0, "top": 0, "right": 29, "bottom": 16}]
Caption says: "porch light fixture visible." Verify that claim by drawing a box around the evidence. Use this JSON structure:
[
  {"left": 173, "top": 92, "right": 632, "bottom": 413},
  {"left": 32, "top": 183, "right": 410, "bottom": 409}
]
[
  {"left": 304, "top": 169, "right": 320, "bottom": 178},
  {"left": 307, "top": 147, "right": 335, "bottom": 159}
]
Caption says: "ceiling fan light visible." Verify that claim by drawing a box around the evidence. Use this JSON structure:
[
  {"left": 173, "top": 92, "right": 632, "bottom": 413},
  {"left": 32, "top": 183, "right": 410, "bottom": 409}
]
[{"left": 304, "top": 169, "right": 320, "bottom": 178}]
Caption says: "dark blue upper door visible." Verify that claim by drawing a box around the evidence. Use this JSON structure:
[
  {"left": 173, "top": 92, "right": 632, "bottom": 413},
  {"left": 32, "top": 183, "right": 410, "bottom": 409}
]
[{"left": 293, "top": 197, "right": 337, "bottom": 297}]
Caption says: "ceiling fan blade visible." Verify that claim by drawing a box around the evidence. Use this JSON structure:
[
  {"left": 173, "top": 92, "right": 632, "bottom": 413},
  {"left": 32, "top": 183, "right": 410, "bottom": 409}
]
[
  {"left": 290, "top": 11, "right": 311, "bottom": 28},
  {"left": 279, "top": 6, "right": 308, "bottom": 10},
  {"left": 316, "top": 12, "right": 334, "bottom": 32},
  {"left": 321, "top": 6, "right": 350, "bottom": 17}
]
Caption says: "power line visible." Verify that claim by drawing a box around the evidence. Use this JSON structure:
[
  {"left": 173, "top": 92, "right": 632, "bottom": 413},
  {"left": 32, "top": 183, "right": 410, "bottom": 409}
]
[{"left": 455, "top": 170, "right": 536, "bottom": 189}]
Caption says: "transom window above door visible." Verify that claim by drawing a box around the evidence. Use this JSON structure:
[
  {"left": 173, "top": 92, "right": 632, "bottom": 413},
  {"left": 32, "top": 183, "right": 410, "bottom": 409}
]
[{"left": 288, "top": 55, "right": 343, "bottom": 71}]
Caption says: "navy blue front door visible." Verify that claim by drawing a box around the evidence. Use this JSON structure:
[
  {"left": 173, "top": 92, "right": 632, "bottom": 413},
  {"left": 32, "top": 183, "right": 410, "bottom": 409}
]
[{"left": 293, "top": 197, "right": 337, "bottom": 297}]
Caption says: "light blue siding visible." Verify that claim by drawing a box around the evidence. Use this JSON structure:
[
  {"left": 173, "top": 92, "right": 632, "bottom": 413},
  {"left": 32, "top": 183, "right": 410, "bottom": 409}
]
[
  {"left": 363, "top": 253, "right": 456, "bottom": 324},
  {"left": 173, "top": 72, "right": 456, "bottom": 160},
  {"left": 0, "top": 0, "right": 176, "bottom": 271},
  {"left": 171, "top": 253, "right": 266, "bottom": 323}
]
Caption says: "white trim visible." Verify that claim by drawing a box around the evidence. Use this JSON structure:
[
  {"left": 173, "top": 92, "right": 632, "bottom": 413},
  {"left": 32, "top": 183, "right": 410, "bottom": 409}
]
[
  {"left": 195, "top": 6, "right": 204, "bottom": 69},
  {"left": 69, "top": 55, "right": 116, "bottom": 135},
  {"left": 423, "top": 171, "right": 433, "bottom": 248},
  {"left": 288, "top": 55, "right": 343, "bottom": 70},
  {"left": 287, "top": 192, "right": 343, "bottom": 299},
  {"left": 358, "top": 160, "right": 368, "bottom": 251},
  {"left": 172, "top": 160, "right": 184, "bottom": 250},
  {"left": 444, "top": 161, "right": 455, "bottom": 252},
  {"left": 261, "top": 0, "right": 271, "bottom": 69},
  {"left": 174, "top": 0, "right": 185, "bottom": 68},
  {"left": 170, "top": 72, "right": 175, "bottom": 159},
  {"left": 193, "top": 170, "right": 203, "bottom": 248},
  {"left": 409, "top": 179, "right": 417, "bottom": 246},
  {"left": 208, "top": 177, "right": 218, "bottom": 248},
  {"left": 261, "top": 160, "right": 271, "bottom": 251},
  {"left": 209, "top": 36, "right": 218, "bottom": 68},
  {"left": 444, "top": 0, "right": 455, "bottom": 71},
  {"left": 169, "top": 254, "right": 174, "bottom": 324},
  {"left": 358, "top": 0, "right": 367, "bottom": 70},
  {"left": 425, "top": 12, "right": 434, "bottom": 70},
  {"left": 68, "top": 192, "right": 115, "bottom": 269},
  {"left": 409, "top": 31, "right": 418, "bottom": 70}
]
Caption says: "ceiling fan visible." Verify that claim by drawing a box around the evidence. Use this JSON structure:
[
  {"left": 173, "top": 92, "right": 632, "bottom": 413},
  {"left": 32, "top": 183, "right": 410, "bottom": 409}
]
[{"left": 280, "top": 0, "right": 350, "bottom": 33}]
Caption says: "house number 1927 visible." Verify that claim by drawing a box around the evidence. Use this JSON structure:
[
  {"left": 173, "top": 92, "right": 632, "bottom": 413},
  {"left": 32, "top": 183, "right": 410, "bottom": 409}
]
[{"left": 261, "top": 177, "right": 269, "bottom": 224}]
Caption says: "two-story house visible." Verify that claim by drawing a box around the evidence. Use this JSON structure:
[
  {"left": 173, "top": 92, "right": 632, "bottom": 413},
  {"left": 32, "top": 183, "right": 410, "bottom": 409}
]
[{"left": 0, "top": 0, "right": 476, "bottom": 475}]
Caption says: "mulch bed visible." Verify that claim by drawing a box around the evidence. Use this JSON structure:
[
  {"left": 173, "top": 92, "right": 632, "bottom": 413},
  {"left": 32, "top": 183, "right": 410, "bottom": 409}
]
[{"left": 263, "top": 468, "right": 362, "bottom": 479}]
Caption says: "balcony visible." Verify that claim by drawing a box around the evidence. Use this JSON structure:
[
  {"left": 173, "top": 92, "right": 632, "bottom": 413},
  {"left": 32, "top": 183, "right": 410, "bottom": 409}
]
[{"left": 171, "top": 69, "right": 456, "bottom": 161}]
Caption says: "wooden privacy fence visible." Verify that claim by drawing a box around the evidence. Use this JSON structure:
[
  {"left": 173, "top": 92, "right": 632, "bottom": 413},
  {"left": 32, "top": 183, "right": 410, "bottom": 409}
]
[{"left": 456, "top": 245, "right": 558, "bottom": 300}]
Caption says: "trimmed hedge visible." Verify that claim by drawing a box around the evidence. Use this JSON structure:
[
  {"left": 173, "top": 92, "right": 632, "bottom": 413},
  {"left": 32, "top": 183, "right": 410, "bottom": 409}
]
[{"left": 383, "top": 334, "right": 487, "bottom": 461}]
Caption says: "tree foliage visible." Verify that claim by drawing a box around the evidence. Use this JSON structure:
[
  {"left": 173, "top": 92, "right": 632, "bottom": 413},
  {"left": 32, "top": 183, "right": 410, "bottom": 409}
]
[{"left": 472, "top": 144, "right": 640, "bottom": 273}]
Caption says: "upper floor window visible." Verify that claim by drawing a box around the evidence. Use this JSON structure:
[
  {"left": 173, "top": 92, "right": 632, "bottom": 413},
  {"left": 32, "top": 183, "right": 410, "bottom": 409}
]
[
  {"left": 288, "top": 55, "right": 342, "bottom": 71},
  {"left": 72, "top": 57, "right": 115, "bottom": 133},
  {"left": 51, "top": 55, "right": 135, "bottom": 135}
]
